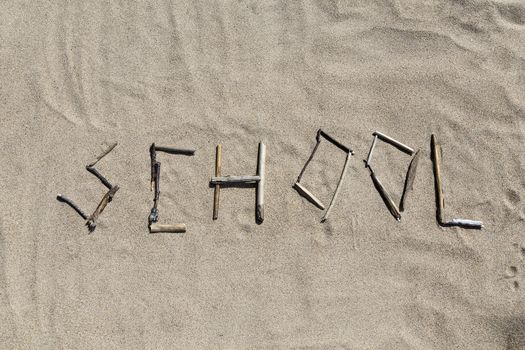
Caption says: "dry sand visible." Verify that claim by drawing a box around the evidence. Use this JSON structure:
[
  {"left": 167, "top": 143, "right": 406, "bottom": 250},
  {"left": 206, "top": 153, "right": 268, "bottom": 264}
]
[{"left": 1, "top": 0, "right": 525, "bottom": 349}]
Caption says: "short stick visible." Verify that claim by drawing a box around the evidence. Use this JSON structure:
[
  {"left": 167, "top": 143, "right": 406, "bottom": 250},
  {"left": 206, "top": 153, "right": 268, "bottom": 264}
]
[
  {"left": 213, "top": 145, "right": 222, "bottom": 220},
  {"left": 86, "top": 166, "right": 112, "bottom": 190},
  {"left": 365, "top": 134, "right": 378, "bottom": 167},
  {"left": 369, "top": 167, "right": 401, "bottom": 221},
  {"left": 210, "top": 175, "right": 261, "bottom": 184},
  {"left": 87, "top": 142, "right": 118, "bottom": 168},
  {"left": 86, "top": 185, "right": 119, "bottom": 232},
  {"left": 150, "top": 143, "right": 156, "bottom": 191},
  {"left": 155, "top": 146, "right": 195, "bottom": 156},
  {"left": 321, "top": 152, "right": 352, "bottom": 222},
  {"left": 293, "top": 182, "right": 325, "bottom": 210},
  {"left": 149, "top": 223, "right": 186, "bottom": 233},
  {"left": 57, "top": 194, "right": 88, "bottom": 220},
  {"left": 318, "top": 129, "right": 352, "bottom": 154},
  {"left": 431, "top": 134, "right": 445, "bottom": 224},
  {"left": 399, "top": 149, "right": 421, "bottom": 212},
  {"left": 449, "top": 219, "right": 483, "bottom": 229},
  {"left": 297, "top": 138, "right": 321, "bottom": 182},
  {"left": 256, "top": 142, "right": 266, "bottom": 224},
  {"left": 373, "top": 131, "right": 414, "bottom": 155},
  {"left": 149, "top": 162, "right": 161, "bottom": 224}
]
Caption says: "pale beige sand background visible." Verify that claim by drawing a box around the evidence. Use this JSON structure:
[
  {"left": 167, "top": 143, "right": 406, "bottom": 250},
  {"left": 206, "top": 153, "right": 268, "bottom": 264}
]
[{"left": 1, "top": 0, "right": 525, "bottom": 349}]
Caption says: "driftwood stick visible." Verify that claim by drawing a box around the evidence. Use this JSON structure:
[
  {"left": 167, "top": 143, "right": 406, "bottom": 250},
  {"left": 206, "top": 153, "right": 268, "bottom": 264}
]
[
  {"left": 149, "top": 162, "right": 161, "bottom": 224},
  {"left": 293, "top": 182, "right": 325, "bottom": 210},
  {"left": 210, "top": 175, "right": 260, "bottom": 184},
  {"left": 321, "top": 152, "right": 352, "bottom": 222},
  {"left": 256, "top": 142, "right": 266, "bottom": 224},
  {"left": 318, "top": 129, "right": 352, "bottom": 154},
  {"left": 399, "top": 149, "right": 421, "bottom": 212},
  {"left": 86, "top": 166, "right": 112, "bottom": 190},
  {"left": 449, "top": 219, "right": 483, "bottom": 229},
  {"left": 431, "top": 134, "right": 445, "bottom": 224},
  {"left": 86, "top": 185, "right": 119, "bottom": 232},
  {"left": 87, "top": 142, "right": 118, "bottom": 168},
  {"left": 373, "top": 131, "right": 414, "bottom": 155},
  {"left": 154, "top": 146, "right": 195, "bottom": 156},
  {"left": 149, "top": 223, "right": 186, "bottom": 233},
  {"left": 297, "top": 138, "right": 321, "bottom": 182},
  {"left": 369, "top": 167, "right": 401, "bottom": 221},
  {"left": 213, "top": 145, "right": 222, "bottom": 220},
  {"left": 57, "top": 194, "right": 88, "bottom": 220},
  {"left": 365, "top": 134, "right": 378, "bottom": 167},
  {"left": 150, "top": 143, "right": 156, "bottom": 191}
]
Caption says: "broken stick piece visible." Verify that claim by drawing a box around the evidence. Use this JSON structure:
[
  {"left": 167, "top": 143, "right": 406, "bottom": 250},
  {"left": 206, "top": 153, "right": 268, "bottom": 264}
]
[
  {"left": 449, "top": 218, "right": 483, "bottom": 229},
  {"left": 256, "top": 142, "right": 266, "bottom": 224},
  {"left": 86, "top": 166, "right": 112, "bottom": 190},
  {"left": 373, "top": 132, "right": 414, "bottom": 155},
  {"left": 86, "top": 185, "right": 119, "bottom": 232},
  {"left": 87, "top": 142, "right": 118, "bottom": 168},
  {"left": 293, "top": 182, "right": 325, "bottom": 210},
  {"left": 213, "top": 145, "right": 222, "bottom": 220},
  {"left": 369, "top": 167, "right": 401, "bottom": 221},
  {"left": 321, "top": 151, "right": 352, "bottom": 222},
  {"left": 149, "top": 223, "right": 186, "bottom": 233},
  {"left": 154, "top": 146, "right": 195, "bottom": 156},
  {"left": 399, "top": 149, "right": 421, "bottom": 212},
  {"left": 210, "top": 175, "right": 261, "bottom": 184},
  {"left": 57, "top": 194, "right": 88, "bottom": 220},
  {"left": 431, "top": 134, "right": 445, "bottom": 224}
]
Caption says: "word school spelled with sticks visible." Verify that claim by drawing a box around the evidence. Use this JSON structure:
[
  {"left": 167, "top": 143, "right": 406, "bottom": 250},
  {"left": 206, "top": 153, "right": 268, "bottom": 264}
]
[{"left": 56, "top": 129, "right": 484, "bottom": 233}]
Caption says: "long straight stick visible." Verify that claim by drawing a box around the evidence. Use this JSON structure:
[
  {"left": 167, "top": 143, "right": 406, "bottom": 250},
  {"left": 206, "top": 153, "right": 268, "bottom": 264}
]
[
  {"left": 213, "top": 145, "right": 222, "bottom": 220},
  {"left": 256, "top": 142, "right": 266, "bottom": 224},
  {"left": 155, "top": 146, "right": 195, "bottom": 156},
  {"left": 57, "top": 194, "right": 88, "bottom": 220},
  {"left": 210, "top": 175, "right": 261, "bottom": 184},
  {"left": 297, "top": 139, "right": 321, "bottom": 182},
  {"left": 365, "top": 134, "right": 378, "bottom": 167},
  {"left": 87, "top": 142, "right": 118, "bottom": 168},
  {"left": 373, "top": 132, "right": 414, "bottom": 155},
  {"left": 149, "top": 223, "right": 186, "bottom": 233},
  {"left": 369, "top": 167, "right": 401, "bottom": 221},
  {"left": 431, "top": 134, "right": 445, "bottom": 224},
  {"left": 321, "top": 152, "right": 352, "bottom": 222},
  {"left": 86, "top": 185, "right": 119, "bottom": 232},
  {"left": 399, "top": 149, "right": 421, "bottom": 212}
]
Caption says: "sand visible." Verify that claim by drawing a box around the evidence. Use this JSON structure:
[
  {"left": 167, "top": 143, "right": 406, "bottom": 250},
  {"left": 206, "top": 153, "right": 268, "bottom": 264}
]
[{"left": 1, "top": 0, "right": 524, "bottom": 348}]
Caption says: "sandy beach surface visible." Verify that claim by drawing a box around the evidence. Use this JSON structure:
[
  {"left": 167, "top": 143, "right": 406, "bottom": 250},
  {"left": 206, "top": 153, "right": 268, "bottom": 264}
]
[{"left": 1, "top": 0, "right": 524, "bottom": 348}]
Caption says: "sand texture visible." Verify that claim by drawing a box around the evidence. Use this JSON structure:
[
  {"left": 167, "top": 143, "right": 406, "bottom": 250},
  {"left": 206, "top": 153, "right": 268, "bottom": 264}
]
[{"left": 1, "top": 0, "right": 525, "bottom": 348}]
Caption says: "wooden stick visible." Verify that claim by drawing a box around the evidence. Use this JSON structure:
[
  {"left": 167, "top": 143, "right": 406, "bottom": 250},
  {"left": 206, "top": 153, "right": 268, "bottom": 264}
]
[
  {"left": 213, "top": 145, "right": 222, "bottom": 220},
  {"left": 369, "top": 167, "right": 401, "bottom": 221},
  {"left": 87, "top": 142, "right": 118, "bottom": 168},
  {"left": 154, "top": 146, "right": 195, "bottom": 156},
  {"left": 293, "top": 182, "right": 325, "bottom": 210},
  {"left": 321, "top": 152, "right": 352, "bottom": 222},
  {"left": 150, "top": 143, "right": 156, "bottom": 191},
  {"left": 86, "top": 185, "right": 119, "bottom": 232},
  {"left": 86, "top": 166, "right": 112, "bottom": 190},
  {"left": 431, "top": 134, "right": 445, "bottom": 224},
  {"left": 449, "top": 219, "right": 483, "bottom": 229},
  {"left": 149, "top": 162, "right": 161, "bottom": 224},
  {"left": 149, "top": 223, "right": 186, "bottom": 233},
  {"left": 318, "top": 129, "right": 352, "bottom": 154},
  {"left": 297, "top": 138, "right": 321, "bottom": 182},
  {"left": 365, "top": 134, "right": 378, "bottom": 167},
  {"left": 210, "top": 175, "right": 261, "bottom": 184},
  {"left": 373, "top": 132, "right": 414, "bottom": 155},
  {"left": 256, "top": 142, "right": 266, "bottom": 224},
  {"left": 399, "top": 149, "right": 421, "bottom": 212},
  {"left": 56, "top": 194, "right": 88, "bottom": 220}
]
